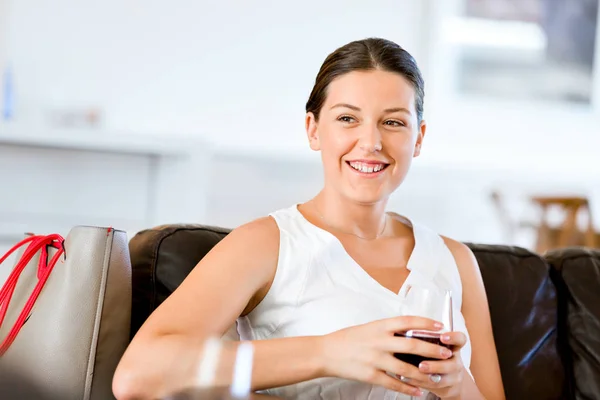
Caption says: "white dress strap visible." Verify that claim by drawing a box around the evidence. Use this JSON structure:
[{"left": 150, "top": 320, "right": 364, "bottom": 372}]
[{"left": 404, "top": 220, "right": 445, "bottom": 283}]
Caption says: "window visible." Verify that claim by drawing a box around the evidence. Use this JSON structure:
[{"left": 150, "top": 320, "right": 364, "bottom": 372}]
[{"left": 448, "top": 0, "right": 598, "bottom": 105}]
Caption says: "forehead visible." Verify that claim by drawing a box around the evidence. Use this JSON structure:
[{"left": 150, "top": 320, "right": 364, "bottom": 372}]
[{"left": 323, "top": 69, "right": 416, "bottom": 112}]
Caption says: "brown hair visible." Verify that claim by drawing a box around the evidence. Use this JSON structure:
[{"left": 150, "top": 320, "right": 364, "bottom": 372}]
[{"left": 305, "top": 38, "right": 425, "bottom": 123}]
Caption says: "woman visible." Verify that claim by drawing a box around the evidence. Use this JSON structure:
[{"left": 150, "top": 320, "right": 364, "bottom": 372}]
[{"left": 113, "top": 38, "right": 505, "bottom": 400}]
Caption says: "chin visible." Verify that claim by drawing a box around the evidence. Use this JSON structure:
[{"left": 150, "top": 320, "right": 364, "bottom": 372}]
[{"left": 344, "top": 190, "right": 390, "bottom": 206}]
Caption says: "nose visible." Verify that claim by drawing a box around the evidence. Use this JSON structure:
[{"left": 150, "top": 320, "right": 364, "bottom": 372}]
[{"left": 358, "top": 124, "right": 382, "bottom": 153}]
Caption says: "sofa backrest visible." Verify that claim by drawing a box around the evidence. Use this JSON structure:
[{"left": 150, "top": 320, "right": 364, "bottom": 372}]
[
  {"left": 129, "top": 224, "right": 577, "bottom": 399},
  {"left": 128, "top": 224, "right": 230, "bottom": 340},
  {"left": 468, "top": 243, "right": 567, "bottom": 400},
  {"left": 546, "top": 248, "right": 600, "bottom": 400}
]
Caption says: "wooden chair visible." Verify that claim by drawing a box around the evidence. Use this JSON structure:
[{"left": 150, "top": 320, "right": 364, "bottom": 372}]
[{"left": 531, "top": 196, "right": 597, "bottom": 254}]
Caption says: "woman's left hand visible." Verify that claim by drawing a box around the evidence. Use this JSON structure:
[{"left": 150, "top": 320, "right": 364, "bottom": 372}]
[{"left": 399, "top": 331, "right": 467, "bottom": 399}]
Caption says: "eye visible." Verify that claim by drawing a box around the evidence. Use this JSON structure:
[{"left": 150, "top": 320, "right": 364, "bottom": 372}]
[
  {"left": 384, "top": 120, "right": 405, "bottom": 127},
  {"left": 337, "top": 115, "right": 357, "bottom": 123}
]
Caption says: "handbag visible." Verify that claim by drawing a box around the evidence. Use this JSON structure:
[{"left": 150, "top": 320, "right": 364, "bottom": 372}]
[{"left": 0, "top": 226, "right": 132, "bottom": 400}]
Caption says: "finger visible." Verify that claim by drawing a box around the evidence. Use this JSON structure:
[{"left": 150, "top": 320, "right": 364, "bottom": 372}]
[
  {"left": 394, "top": 369, "right": 440, "bottom": 388},
  {"left": 401, "top": 371, "right": 460, "bottom": 392},
  {"left": 367, "top": 369, "right": 425, "bottom": 398},
  {"left": 419, "top": 358, "right": 462, "bottom": 375},
  {"left": 382, "top": 336, "right": 453, "bottom": 360},
  {"left": 371, "top": 352, "right": 422, "bottom": 379},
  {"left": 395, "top": 374, "right": 444, "bottom": 391},
  {"left": 404, "top": 359, "right": 464, "bottom": 390},
  {"left": 372, "top": 353, "right": 451, "bottom": 392},
  {"left": 383, "top": 316, "right": 444, "bottom": 333},
  {"left": 395, "top": 357, "right": 464, "bottom": 391},
  {"left": 440, "top": 332, "right": 467, "bottom": 348}
]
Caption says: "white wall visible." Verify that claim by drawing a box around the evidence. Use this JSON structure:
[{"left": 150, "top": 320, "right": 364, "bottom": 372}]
[
  {"left": 3, "top": 0, "right": 425, "bottom": 149},
  {"left": 1, "top": 0, "right": 599, "bottom": 258},
  {"left": 6, "top": 0, "right": 599, "bottom": 166},
  {"left": 0, "top": 1, "right": 8, "bottom": 67},
  {"left": 4, "top": 1, "right": 599, "bottom": 165}
]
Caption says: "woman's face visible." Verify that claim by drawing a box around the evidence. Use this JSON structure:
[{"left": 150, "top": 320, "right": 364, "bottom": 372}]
[{"left": 306, "top": 69, "right": 426, "bottom": 205}]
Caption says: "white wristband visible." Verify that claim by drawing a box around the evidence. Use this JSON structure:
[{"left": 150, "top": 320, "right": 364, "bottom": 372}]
[
  {"left": 196, "top": 337, "right": 222, "bottom": 387},
  {"left": 230, "top": 341, "right": 254, "bottom": 397}
]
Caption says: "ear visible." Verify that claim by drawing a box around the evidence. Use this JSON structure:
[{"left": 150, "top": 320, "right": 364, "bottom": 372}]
[
  {"left": 413, "top": 120, "right": 427, "bottom": 157},
  {"left": 305, "top": 112, "right": 321, "bottom": 151}
]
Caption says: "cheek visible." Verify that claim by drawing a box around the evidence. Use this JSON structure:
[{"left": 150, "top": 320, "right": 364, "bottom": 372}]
[
  {"left": 386, "top": 135, "right": 416, "bottom": 158},
  {"left": 322, "top": 133, "right": 354, "bottom": 160}
]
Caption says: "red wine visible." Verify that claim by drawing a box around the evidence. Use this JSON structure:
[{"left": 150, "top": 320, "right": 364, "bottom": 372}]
[{"left": 393, "top": 331, "right": 450, "bottom": 367}]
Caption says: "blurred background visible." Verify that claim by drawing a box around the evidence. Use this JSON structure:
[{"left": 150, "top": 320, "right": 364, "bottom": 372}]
[{"left": 1, "top": 0, "right": 599, "bottom": 275}]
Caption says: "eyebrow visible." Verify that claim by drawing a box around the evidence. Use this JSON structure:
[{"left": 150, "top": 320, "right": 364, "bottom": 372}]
[{"left": 329, "top": 103, "right": 412, "bottom": 115}]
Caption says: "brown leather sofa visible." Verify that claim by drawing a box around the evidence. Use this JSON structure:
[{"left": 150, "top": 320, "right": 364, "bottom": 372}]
[{"left": 129, "top": 224, "right": 600, "bottom": 400}]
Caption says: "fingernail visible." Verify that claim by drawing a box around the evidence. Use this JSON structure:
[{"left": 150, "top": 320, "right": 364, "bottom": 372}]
[
  {"left": 441, "top": 348, "right": 453, "bottom": 358},
  {"left": 419, "top": 362, "right": 429, "bottom": 372},
  {"left": 442, "top": 334, "right": 451, "bottom": 341},
  {"left": 413, "top": 388, "right": 423, "bottom": 396},
  {"left": 433, "top": 322, "right": 443, "bottom": 329}
]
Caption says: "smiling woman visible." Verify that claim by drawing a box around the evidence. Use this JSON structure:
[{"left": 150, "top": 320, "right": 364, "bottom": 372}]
[{"left": 113, "top": 38, "right": 505, "bottom": 400}]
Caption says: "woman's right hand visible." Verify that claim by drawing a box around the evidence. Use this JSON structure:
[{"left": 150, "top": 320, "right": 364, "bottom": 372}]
[{"left": 319, "top": 316, "right": 452, "bottom": 397}]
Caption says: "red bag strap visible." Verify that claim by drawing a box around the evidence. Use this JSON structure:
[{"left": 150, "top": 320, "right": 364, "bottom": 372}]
[{"left": 0, "top": 233, "right": 65, "bottom": 356}]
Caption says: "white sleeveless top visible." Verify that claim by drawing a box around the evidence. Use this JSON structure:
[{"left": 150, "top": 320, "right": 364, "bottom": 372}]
[{"left": 237, "top": 205, "right": 472, "bottom": 399}]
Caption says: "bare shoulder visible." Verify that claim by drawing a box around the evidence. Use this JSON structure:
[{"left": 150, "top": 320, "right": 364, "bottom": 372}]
[
  {"left": 214, "top": 216, "right": 281, "bottom": 315},
  {"left": 439, "top": 236, "right": 486, "bottom": 307},
  {"left": 186, "top": 214, "right": 282, "bottom": 296},
  {"left": 197, "top": 215, "right": 282, "bottom": 292},
  {"left": 440, "top": 236, "right": 479, "bottom": 273},
  {"left": 215, "top": 216, "right": 280, "bottom": 257},
  {"left": 230, "top": 215, "right": 280, "bottom": 238},
  {"left": 213, "top": 214, "right": 281, "bottom": 262}
]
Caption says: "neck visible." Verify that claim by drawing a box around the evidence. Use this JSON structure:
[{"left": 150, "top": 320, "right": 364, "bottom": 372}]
[{"left": 312, "top": 188, "right": 389, "bottom": 239}]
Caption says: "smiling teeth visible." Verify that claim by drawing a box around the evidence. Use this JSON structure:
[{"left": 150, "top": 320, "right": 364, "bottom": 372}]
[{"left": 349, "top": 162, "right": 386, "bottom": 173}]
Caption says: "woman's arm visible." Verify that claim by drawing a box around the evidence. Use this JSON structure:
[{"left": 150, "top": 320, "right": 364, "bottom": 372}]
[
  {"left": 443, "top": 237, "right": 506, "bottom": 400},
  {"left": 113, "top": 217, "right": 324, "bottom": 399}
]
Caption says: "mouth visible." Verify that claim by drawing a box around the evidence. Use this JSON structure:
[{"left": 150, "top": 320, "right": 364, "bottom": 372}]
[{"left": 345, "top": 160, "right": 390, "bottom": 176}]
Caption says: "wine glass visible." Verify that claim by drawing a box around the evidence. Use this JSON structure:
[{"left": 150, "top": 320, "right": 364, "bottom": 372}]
[{"left": 394, "top": 285, "right": 453, "bottom": 400}]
